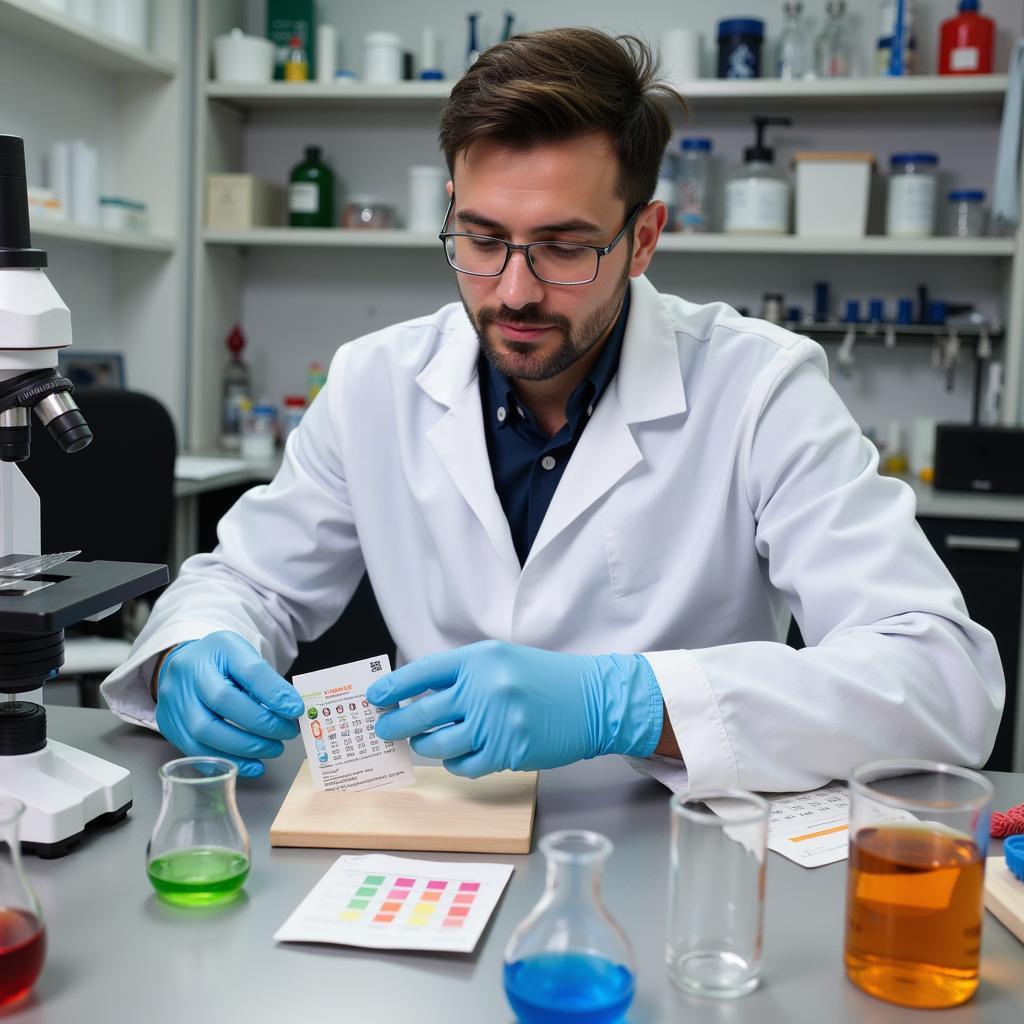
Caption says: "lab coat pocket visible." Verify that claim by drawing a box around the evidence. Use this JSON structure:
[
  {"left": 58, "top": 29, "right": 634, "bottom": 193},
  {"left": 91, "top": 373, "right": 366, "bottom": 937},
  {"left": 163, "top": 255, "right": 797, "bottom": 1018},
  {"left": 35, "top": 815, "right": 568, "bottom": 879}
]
[{"left": 602, "top": 508, "right": 663, "bottom": 600}]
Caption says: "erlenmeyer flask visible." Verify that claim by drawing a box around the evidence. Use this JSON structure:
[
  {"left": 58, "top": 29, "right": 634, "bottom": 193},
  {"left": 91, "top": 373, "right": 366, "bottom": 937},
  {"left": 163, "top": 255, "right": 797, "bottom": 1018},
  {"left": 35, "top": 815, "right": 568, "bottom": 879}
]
[
  {"left": 146, "top": 757, "right": 251, "bottom": 907},
  {"left": 0, "top": 796, "right": 46, "bottom": 1008},
  {"left": 504, "top": 830, "right": 635, "bottom": 1024}
]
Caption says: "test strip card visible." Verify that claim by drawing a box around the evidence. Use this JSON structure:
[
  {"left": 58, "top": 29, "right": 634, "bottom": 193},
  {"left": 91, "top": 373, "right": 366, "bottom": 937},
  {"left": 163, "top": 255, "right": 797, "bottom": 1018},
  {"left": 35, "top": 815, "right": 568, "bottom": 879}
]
[
  {"left": 273, "top": 853, "right": 515, "bottom": 953},
  {"left": 293, "top": 655, "right": 415, "bottom": 794}
]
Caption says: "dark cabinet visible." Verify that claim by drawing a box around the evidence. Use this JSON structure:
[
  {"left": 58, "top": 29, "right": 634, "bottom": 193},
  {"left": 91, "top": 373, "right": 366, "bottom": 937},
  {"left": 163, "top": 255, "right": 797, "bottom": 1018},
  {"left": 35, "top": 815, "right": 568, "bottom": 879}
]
[{"left": 917, "top": 517, "right": 1021, "bottom": 773}]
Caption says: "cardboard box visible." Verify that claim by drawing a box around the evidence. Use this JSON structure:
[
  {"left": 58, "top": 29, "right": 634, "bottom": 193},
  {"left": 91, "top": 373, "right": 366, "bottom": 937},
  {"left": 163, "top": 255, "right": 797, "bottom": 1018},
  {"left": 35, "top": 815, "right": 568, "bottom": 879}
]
[
  {"left": 267, "top": 0, "right": 315, "bottom": 80},
  {"left": 206, "top": 174, "right": 284, "bottom": 229},
  {"left": 793, "top": 152, "right": 874, "bottom": 238}
]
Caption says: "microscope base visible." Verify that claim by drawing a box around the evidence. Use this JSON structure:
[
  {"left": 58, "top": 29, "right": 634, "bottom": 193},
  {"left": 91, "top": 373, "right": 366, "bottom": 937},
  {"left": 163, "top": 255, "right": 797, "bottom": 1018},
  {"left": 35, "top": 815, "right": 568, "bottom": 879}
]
[{"left": 0, "top": 739, "right": 132, "bottom": 857}]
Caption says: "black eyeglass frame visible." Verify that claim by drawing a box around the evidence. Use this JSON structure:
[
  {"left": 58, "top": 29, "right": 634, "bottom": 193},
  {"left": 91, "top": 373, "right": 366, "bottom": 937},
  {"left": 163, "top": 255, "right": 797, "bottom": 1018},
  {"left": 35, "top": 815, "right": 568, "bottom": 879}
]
[{"left": 438, "top": 196, "right": 645, "bottom": 286}]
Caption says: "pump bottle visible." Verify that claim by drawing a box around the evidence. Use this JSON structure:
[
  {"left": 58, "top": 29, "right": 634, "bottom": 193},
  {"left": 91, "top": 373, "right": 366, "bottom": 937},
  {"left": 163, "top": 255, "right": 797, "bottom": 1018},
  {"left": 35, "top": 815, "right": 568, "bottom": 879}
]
[{"left": 724, "top": 116, "right": 793, "bottom": 235}]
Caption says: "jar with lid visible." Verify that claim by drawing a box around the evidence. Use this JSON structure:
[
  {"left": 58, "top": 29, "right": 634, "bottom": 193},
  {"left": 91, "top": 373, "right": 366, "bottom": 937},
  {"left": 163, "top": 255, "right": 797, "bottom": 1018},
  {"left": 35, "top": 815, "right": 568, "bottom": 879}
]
[
  {"left": 717, "top": 18, "right": 764, "bottom": 79},
  {"left": 946, "top": 189, "right": 987, "bottom": 237},
  {"left": 675, "top": 138, "right": 713, "bottom": 233},
  {"left": 280, "top": 395, "right": 306, "bottom": 442},
  {"left": 240, "top": 402, "right": 277, "bottom": 462},
  {"left": 363, "top": 31, "right": 402, "bottom": 83},
  {"left": 886, "top": 153, "right": 938, "bottom": 237},
  {"left": 342, "top": 196, "right": 395, "bottom": 229}
]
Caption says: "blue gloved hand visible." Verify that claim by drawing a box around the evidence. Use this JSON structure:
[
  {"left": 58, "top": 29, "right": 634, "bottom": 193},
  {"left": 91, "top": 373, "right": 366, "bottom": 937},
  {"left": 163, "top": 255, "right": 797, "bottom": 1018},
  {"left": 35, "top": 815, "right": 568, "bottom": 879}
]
[
  {"left": 155, "top": 631, "right": 305, "bottom": 778},
  {"left": 367, "top": 640, "right": 663, "bottom": 778}
]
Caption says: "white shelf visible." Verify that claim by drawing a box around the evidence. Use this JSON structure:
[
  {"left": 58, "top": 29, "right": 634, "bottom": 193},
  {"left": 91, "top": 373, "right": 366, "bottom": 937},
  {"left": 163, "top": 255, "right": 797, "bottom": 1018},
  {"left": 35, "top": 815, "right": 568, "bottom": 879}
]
[
  {"left": 33, "top": 219, "right": 176, "bottom": 253},
  {"left": 0, "top": 0, "right": 175, "bottom": 76},
  {"left": 203, "top": 228, "right": 1015, "bottom": 258},
  {"left": 204, "top": 74, "right": 1008, "bottom": 111}
]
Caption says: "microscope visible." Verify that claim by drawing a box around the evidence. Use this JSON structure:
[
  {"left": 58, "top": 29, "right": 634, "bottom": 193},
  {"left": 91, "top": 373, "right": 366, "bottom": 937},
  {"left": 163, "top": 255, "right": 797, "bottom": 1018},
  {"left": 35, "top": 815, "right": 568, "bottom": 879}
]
[{"left": 0, "top": 135, "right": 167, "bottom": 857}]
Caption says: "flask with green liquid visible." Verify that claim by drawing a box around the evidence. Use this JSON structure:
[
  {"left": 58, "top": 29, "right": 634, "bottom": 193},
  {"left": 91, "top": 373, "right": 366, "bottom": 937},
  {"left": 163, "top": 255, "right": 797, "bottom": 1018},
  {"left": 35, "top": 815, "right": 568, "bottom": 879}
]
[
  {"left": 289, "top": 145, "right": 334, "bottom": 228},
  {"left": 147, "top": 757, "right": 251, "bottom": 907}
]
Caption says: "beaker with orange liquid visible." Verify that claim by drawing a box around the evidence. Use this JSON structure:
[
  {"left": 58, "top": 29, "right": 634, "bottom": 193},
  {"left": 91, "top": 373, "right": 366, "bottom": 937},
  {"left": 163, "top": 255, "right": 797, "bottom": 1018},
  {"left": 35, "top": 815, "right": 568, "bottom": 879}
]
[{"left": 844, "top": 760, "right": 993, "bottom": 1009}]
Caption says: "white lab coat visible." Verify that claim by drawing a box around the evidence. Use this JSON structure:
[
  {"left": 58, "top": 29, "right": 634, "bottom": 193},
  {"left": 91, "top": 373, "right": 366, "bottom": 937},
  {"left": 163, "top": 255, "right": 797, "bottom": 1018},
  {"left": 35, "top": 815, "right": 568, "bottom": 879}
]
[{"left": 102, "top": 275, "right": 1004, "bottom": 792}]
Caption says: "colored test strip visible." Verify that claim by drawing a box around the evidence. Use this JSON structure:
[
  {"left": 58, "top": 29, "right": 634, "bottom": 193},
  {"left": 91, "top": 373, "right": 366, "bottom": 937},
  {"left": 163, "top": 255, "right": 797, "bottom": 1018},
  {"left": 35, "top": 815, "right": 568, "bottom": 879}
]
[
  {"left": 420, "top": 890, "right": 442, "bottom": 902},
  {"left": 394, "top": 877, "right": 415, "bottom": 887},
  {"left": 453, "top": 893, "right": 475, "bottom": 905},
  {"left": 364, "top": 875, "right": 387, "bottom": 885},
  {"left": 446, "top": 906, "right": 470, "bottom": 918},
  {"left": 387, "top": 888, "right": 411, "bottom": 900},
  {"left": 426, "top": 880, "right": 448, "bottom": 890},
  {"left": 458, "top": 882, "right": 480, "bottom": 892}
]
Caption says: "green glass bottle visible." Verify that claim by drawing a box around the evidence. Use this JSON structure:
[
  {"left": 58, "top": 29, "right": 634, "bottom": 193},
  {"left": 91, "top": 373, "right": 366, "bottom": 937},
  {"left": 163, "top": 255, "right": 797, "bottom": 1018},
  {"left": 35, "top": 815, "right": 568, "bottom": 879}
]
[{"left": 288, "top": 145, "right": 334, "bottom": 227}]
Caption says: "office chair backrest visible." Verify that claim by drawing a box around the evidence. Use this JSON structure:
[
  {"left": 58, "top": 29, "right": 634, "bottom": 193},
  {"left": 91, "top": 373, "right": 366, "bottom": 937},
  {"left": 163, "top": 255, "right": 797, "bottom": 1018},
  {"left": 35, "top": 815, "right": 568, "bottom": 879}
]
[{"left": 20, "top": 388, "right": 177, "bottom": 567}]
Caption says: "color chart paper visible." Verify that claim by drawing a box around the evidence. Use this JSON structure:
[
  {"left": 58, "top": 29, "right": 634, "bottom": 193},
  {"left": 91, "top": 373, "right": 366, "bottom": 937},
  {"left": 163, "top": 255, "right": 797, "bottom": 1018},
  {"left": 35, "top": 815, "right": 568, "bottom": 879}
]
[
  {"left": 293, "top": 655, "right": 415, "bottom": 793},
  {"left": 274, "top": 854, "right": 515, "bottom": 953}
]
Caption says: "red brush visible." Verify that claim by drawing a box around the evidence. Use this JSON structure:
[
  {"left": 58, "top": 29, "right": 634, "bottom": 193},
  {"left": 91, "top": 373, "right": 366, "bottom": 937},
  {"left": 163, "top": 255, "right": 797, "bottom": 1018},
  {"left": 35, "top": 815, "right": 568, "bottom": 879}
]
[{"left": 991, "top": 803, "right": 1024, "bottom": 838}]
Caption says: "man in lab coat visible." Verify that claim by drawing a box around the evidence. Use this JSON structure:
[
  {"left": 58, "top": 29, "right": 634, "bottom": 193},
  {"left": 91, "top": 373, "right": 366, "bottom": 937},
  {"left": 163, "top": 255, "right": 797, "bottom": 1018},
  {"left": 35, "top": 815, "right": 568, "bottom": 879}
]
[{"left": 102, "top": 28, "right": 1003, "bottom": 792}]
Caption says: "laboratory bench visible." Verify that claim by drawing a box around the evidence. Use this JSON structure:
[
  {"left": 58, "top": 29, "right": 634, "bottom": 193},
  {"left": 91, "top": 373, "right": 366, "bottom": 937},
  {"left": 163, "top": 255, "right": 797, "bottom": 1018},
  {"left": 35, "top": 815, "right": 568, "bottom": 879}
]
[{"left": 9, "top": 706, "right": 1024, "bottom": 1024}]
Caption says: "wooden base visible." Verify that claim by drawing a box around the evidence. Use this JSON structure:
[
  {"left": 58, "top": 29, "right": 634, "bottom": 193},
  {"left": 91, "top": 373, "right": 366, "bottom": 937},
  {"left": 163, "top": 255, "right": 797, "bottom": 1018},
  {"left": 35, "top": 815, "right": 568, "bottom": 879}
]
[
  {"left": 270, "top": 763, "right": 538, "bottom": 854},
  {"left": 984, "top": 856, "right": 1024, "bottom": 945}
]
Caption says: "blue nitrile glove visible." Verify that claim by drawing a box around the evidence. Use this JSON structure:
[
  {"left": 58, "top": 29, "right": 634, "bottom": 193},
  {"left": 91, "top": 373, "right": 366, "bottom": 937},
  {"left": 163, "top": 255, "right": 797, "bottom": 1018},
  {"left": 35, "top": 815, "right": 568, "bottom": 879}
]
[
  {"left": 155, "top": 631, "right": 305, "bottom": 778},
  {"left": 367, "top": 640, "right": 663, "bottom": 778}
]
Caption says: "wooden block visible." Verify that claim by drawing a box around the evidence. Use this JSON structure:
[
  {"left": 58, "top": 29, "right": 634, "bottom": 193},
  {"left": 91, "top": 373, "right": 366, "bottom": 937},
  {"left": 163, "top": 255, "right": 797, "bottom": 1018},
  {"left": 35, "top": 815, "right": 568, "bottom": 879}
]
[
  {"left": 984, "top": 856, "right": 1024, "bottom": 945},
  {"left": 270, "top": 763, "right": 538, "bottom": 854}
]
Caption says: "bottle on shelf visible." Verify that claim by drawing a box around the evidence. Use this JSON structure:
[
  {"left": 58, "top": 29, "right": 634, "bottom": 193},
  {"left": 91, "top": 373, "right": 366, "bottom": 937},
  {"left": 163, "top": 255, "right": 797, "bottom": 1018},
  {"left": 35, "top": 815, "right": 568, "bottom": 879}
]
[
  {"left": 466, "top": 13, "right": 482, "bottom": 68},
  {"left": 724, "top": 116, "right": 793, "bottom": 236},
  {"left": 776, "top": 1, "right": 813, "bottom": 80},
  {"left": 288, "top": 146, "right": 335, "bottom": 228},
  {"left": 221, "top": 325, "right": 251, "bottom": 451},
  {"left": 675, "top": 138, "right": 713, "bottom": 233},
  {"left": 816, "top": 0, "right": 853, "bottom": 78},
  {"left": 284, "top": 34, "right": 309, "bottom": 82},
  {"left": 876, "top": 0, "right": 917, "bottom": 76},
  {"left": 307, "top": 362, "right": 328, "bottom": 404},
  {"left": 938, "top": 0, "right": 994, "bottom": 76}
]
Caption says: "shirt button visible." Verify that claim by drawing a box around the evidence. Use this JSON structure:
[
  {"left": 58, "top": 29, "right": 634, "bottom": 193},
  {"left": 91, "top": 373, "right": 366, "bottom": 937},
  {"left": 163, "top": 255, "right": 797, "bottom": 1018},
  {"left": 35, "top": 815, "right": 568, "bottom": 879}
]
[
  {"left": 496, "top": 407, "right": 507, "bottom": 422},
  {"left": 541, "top": 455, "right": 556, "bottom": 471}
]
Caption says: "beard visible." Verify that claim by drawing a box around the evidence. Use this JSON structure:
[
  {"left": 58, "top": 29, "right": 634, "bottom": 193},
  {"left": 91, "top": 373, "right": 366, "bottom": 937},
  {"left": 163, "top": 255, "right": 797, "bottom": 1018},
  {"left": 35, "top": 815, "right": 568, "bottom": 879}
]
[{"left": 459, "top": 261, "right": 631, "bottom": 383}]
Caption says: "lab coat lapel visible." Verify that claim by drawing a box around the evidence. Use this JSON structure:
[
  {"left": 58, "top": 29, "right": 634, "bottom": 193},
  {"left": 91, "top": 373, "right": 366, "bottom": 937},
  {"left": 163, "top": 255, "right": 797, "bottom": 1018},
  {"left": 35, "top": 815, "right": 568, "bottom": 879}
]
[
  {"left": 418, "top": 317, "right": 522, "bottom": 579},
  {"left": 525, "top": 276, "right": 688, "bottom": 567}
]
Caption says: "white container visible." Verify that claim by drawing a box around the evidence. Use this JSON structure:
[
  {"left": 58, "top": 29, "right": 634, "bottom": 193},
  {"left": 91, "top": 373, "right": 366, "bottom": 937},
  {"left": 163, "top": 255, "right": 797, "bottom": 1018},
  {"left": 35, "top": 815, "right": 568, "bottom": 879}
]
[
  {"left": 47, "top": 142, "right": 72, "bottom": 217},
  {"left": 213, "top": 30, "right": 275, "bottom": 84},
  {"left": 407, "top": 165, "right": 448, "bottom": 232},
  {"left": 98, "top": 0, "right": 148, "bottom": 49},
  {"left": 724, "top": 167, "right": 790, "bottom": 234},
  {"left": 70, "top": 140, "right": 98, "bottom": 227},
  {"left": 886, "top": 152, "right": 938, "bottom": 237},
  {"left": 99, "top": 197, "right": 148, "bottom": 232},
  {"left": 316, "top": 23, "right": 337, "bottom": 83},
  {"left": 793, "top": 152, "right": 873, "bottom": 238},
  {"left": 364, "top": 31, "right": 402, "bottom": 84},
  {"left": 27, "top": 188, "right": 66, "bottom": 222},
  {"left": 660, "top": 28, "right": 702, "bottom": 83}
]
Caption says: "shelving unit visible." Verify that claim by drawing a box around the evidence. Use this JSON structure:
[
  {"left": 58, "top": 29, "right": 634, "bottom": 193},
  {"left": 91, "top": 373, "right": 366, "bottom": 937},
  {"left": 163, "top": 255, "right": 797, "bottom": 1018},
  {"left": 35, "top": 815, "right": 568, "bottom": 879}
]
[
  {"left": 190, "top": 0, "right": 1024, "bottom": 452},
  {"left": 0, "top": 0, "right": 190, "bottom": 432},
  {"left": 205, "top": 74, "right": 1009, "bottom": 112},
  {"left": 0, "top": 0, "right": 176, "bottom": 76},
  {"left": 203, "top": 227, "right": 1017, "bottom": 259},
  {"left": 33, "top": 218, "right": 176, "bottom": 254}
]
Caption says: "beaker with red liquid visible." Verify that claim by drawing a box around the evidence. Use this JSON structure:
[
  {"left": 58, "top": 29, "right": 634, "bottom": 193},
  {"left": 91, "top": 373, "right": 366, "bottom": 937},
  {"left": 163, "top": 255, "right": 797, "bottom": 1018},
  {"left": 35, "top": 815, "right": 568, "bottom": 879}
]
[{"left": 0, "top": 797, "right": 45, "bottom": 1008}]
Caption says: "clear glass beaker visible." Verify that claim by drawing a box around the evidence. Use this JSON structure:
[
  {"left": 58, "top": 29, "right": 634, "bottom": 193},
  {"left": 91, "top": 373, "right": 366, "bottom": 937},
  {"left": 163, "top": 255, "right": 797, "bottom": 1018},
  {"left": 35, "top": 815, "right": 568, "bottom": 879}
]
[
  {"left": 503, "top": 830, "right": 635, "bottom": 1024},
  {"left": 146, "top": 757, "right": 251, "bottom": 907},
  {"left": 667, "top": 789, "right": 769, "bottom": 998},
  {"left": 0, "top": 797, "right": 46, "bottom": 1008},
  {"left": 844, "top": 759, "right": 993, "bottom": 1009}
]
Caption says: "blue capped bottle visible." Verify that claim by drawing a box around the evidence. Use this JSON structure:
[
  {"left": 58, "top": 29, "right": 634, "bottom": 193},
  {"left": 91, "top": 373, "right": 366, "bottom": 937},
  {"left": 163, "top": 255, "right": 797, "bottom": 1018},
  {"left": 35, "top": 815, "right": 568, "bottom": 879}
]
[{"left": 504, "top": 830, "right": 635, "bottom": 1024}]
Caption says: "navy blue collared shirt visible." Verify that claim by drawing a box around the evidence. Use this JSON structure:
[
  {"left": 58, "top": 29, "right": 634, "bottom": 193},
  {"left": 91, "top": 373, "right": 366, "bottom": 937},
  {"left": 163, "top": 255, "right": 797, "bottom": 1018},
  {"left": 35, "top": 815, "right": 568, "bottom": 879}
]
[{"left": 479, "top": 287, "right": 631, "bottom": 566}]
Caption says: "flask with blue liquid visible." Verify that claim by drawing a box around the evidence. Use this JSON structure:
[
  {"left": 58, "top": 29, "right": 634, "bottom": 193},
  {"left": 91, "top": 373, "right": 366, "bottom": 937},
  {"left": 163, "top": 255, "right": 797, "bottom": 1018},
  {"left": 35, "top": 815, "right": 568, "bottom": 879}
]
[{"left": 504, "top": 830, "right": 635, "bottom": 1024}]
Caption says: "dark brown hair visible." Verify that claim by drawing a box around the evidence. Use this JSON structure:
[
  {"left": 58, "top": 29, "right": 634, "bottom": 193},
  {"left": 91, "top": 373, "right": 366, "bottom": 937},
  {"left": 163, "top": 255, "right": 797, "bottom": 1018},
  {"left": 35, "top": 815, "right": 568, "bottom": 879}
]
[{"left": 438, "top": 27, "right": 689, "bottom": 212}]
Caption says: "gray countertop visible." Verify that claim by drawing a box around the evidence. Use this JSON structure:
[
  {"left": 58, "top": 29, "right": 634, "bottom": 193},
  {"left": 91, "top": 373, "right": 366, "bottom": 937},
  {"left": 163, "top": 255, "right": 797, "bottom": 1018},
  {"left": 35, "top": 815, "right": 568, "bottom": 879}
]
[{"left": 7, "top": 707, "right": 1024, "bottom": 1024}]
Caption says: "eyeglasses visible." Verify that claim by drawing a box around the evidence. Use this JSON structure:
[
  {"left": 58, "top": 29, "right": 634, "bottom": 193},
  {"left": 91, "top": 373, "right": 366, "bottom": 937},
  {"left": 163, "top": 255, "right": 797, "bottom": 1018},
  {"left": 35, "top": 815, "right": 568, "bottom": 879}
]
[{"left": 439, "top": 197, "right": 644, "bottom": 286}]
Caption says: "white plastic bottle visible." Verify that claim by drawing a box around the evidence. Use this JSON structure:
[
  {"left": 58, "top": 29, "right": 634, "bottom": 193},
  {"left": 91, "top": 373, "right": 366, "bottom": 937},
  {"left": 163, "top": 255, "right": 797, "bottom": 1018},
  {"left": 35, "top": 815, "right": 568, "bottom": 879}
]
[
  {"left": 724, "top": 116, "right": 792, "bottom": 235},
  {"left": 675, "top": 138, "right": 713, "bottom": 232}
]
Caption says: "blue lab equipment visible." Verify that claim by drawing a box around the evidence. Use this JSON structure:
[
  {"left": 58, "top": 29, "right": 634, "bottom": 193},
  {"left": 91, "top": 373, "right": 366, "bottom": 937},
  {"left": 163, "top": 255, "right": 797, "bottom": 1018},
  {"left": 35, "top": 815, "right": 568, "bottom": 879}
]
[
  {"left": 369, "top": 641, "right": 662, "bottom": 776},
  {"left": 466, "top": 12, "right": 481, "bottom": 68},
  {"left": 844, "top": 299, "right": 861, "bottom": 323},
  {"left": 717, "top": 18, "right": 765, "bottom": 79},
  {"left": 927, "top": 300, "right": 948, "bottom": 324},
  {"left": 814, "top": 281, "right": 831, "bottom": 320},
  {"left": 501, "top": 11, "right": 515, "bottom": 42},
  {"left": 868, "top": 298, "right": 886, "bottom": 322},
  {"left": 786, "top": 306, "right": 802, "bottom": 323},
  {"left": 1006, "top": 835, "right": 1024, "bottom": 882},
  {"left": 896, "top": 297, "right": 915, "bottom": 323},
  {"left": 156, "top": 633, "right": 304, "bottom": 778}
]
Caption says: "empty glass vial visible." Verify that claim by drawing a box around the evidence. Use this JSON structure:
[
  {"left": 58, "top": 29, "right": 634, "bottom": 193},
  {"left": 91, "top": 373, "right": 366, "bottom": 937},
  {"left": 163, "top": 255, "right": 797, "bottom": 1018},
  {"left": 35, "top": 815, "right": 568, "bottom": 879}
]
[
  {"left": 816, "top": 0, "right": 854, "bottom": 77},
  {"left": 675, "top": 138, "right": 713, "bottom": 233},
  {"left": 147, "top": 757, "right": 251, "bottom": 907},
  {"left": 504, "top": 830, "right": 635, "bottom": 1024},
  {"left": 776, "top": 1, "right": 813, "bottom": 79},
  {"left": 0, "top": 798, "right": 45, "bottom": 1009}
]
